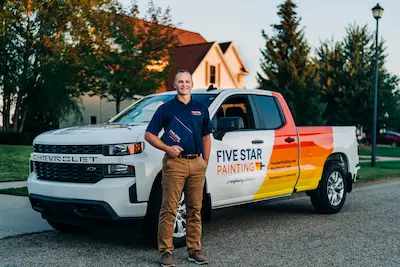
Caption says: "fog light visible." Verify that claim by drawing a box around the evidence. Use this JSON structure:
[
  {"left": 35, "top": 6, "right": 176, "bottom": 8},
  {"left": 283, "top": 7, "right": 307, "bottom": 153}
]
[
  {"left": 129, "top": 183, "right": 137, "bottom": 203},
  {"left": 106, "top": 165, "right": 135, "bottom": 177}
]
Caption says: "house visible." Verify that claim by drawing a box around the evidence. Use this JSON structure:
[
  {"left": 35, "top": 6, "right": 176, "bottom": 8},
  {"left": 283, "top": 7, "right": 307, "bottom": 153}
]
[
  {"left": 165, "top": 41, "right": 248, "bottom": 91},
  {"left": 61, "top": 26, "right": 248, "bottom": 127}
]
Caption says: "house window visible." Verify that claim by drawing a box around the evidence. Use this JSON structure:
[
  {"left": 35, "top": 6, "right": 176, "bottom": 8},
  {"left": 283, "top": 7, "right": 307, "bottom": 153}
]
[
  {"left": 90, "top": 116, "right": 97, "bottom": 125},
  {"left": 209, "top": 65, "right": 216, "bottom": 84}
]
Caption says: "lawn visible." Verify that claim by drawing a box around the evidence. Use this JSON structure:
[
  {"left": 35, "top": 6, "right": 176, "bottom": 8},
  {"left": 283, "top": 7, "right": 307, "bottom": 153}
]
[
  {"left": 358, "top": 161, "right": 400, "bottom": 181},
  {"left": 358, "top": 144, "right": 400, "bottom": 157},
  {"left": 0, "top": 144, "right": 32, "bottom": 182}
]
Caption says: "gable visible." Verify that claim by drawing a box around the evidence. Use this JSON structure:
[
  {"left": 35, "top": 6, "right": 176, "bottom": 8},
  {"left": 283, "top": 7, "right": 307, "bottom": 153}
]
[
  {"left": 222, "top": 44, "right": 248, "bottom": 75},
  {"left": 192, "top": 43, "right": 239, "bottom": 89}
]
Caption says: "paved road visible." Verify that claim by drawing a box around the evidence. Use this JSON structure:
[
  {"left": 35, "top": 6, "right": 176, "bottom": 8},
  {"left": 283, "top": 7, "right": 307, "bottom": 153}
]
[
  {"left": 1, "top": 179, "right": 399, "bottom": 267},
  {"left": 0, "top": 195, "right": 50, "bottom": 239}
]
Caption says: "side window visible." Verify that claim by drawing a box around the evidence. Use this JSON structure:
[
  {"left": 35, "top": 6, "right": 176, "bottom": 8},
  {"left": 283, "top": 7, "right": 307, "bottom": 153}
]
[
  {"left": 212, "top": 95, "right": 256, "bottom": 130},
  {"left": 251, "top": 95, "right": 284, "bottom": 129},
  {"left": 209, "top": 65, "right": 216, "bottom": 84}
]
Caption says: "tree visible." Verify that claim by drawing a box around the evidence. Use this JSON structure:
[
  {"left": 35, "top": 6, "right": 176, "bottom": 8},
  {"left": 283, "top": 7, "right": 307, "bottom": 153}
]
[
  {"left": 315, "top": 25, "right": 400, "bottom": 132},
  {"left": 84, "top": 1, "right": 176, "bottom": 114},
  {"left": 1, "top": 0, "right": 114, "bottom": 133},
  {"left": 315, "top": 41, "right": 347, "bottom": 125},
  {"left": 0, "top": 1, "right": 25, "bottom": 131},
  {"left": 257, "top": 0, "right": 324, "bottom": 125}
]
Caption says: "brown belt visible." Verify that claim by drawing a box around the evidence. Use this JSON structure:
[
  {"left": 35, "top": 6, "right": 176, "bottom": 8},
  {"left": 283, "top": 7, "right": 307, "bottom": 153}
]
[{"left": 178, "top": 154, "right": 200, "bottom": 159}]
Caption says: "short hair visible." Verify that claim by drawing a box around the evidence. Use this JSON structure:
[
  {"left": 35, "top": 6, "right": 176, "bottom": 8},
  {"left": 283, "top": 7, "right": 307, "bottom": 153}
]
[{"left": 176, "top": 69, "right": 191, "bottom": 75}]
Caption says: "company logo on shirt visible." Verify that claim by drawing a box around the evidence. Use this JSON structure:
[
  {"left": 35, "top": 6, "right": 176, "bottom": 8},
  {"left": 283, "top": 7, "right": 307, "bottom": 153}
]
[
  {"left": 191, "top": 110, "right": 202, "bottom": 116},
  {"left": 168, "top": 129, "right": 181, "bottom": 143},
  {"left": 216, "top": 148, "right": 265, "bottom": 176}
]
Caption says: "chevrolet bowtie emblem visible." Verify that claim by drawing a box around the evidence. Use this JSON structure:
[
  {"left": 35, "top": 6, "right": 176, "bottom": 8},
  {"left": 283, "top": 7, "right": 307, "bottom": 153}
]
[{"left": 86, "top": 166, "right": 97, "bottom": 172}]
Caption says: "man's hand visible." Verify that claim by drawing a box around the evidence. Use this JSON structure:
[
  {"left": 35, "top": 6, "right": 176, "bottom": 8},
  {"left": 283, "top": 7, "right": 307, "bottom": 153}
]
[
  {"left": 145, "top": 132, "right": 183, "bottom": 158},
  {"left": 166, "top": 145, "right": 183, "bottom": 158}
]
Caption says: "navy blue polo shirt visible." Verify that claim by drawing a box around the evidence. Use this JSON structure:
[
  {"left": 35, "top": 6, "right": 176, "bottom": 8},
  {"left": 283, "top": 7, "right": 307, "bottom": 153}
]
[{"left": 146, "top": 96, "right": 212, "bottom": 155}]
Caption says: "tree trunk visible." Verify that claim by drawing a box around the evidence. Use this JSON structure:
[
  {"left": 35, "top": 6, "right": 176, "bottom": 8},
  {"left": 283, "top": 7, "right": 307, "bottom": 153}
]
[
  {"left": 2, "top": 92, "right": 11, "bottom": 131},
  {"left": 18, "top": 108, "right": 27, "bottom": 133},
  {"left": 12, "top": 90, "right": 24, "bottom": 133},
  {"left": 115, "top": 95, "right": 121, "bottom": 115}
]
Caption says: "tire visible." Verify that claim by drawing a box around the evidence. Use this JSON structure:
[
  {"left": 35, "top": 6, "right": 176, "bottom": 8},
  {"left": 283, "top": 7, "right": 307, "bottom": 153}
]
[
  {"left": 46, "top": 219, "right": 82, "bottom": 233},
  {"left": 310, "top": 163, "right": 347, "bottom": 214},
  {"left": 144, "top": 179, "right": 187, "bottom": 248}
]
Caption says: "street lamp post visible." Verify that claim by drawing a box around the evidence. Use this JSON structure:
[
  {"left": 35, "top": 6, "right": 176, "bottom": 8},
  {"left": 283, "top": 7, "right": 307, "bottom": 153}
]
[{"left": 371, "top": 3, "right": 384, "bottom": 167}]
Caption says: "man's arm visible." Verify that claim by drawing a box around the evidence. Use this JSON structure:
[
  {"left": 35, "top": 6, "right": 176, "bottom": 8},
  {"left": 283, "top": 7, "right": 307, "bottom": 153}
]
[
  {"left": 144, "top": 132, "right": 183, "bottom": 158},
  {"left": 202, "top": 134, "right": 211, "bottom": 164}
]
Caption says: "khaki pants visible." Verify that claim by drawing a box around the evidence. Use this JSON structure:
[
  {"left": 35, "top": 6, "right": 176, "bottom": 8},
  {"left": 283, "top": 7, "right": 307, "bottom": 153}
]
[{"left": 158, "top": 155, "right": 207, "bottom": 254}]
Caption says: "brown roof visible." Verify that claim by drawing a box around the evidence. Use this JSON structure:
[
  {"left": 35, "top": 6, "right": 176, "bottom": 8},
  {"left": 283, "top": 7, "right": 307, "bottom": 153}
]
[
  {"left": 219, "top": 42, "right": 232, "bottom": 53},
  {"left": 173, "top": 28, "right": 207, "bottom": 46},
  {"left": 167, "top": 42, "right": 215, "bottom": 89},
  {"left": 133, "top": 18, "right": 206, "bottom": 46}
]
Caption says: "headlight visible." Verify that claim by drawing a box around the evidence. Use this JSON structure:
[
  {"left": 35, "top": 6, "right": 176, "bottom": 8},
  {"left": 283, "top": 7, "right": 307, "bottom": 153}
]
[{"left": 108, "top": 142, "right": 144, "bottom": 156}]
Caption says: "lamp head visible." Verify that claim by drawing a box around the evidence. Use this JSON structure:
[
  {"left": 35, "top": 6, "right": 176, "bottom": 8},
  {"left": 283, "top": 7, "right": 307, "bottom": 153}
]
[{"left": 372, "top": 3, "right": 384, "bottom": 20}]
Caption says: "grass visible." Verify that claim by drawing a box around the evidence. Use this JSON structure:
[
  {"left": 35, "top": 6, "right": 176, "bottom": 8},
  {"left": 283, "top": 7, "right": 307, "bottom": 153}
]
[
  {"left": 0, "top": 187, "right": 28, "bottom": 196},
  {"left": 0, "top": 144, "right": 32, "bottom": 182},
  {"left": 358, "top": 161, "right": 400, "bottom": 181},
  {"left": 358, "top": 144, "right": 400, "bottom": 157}
]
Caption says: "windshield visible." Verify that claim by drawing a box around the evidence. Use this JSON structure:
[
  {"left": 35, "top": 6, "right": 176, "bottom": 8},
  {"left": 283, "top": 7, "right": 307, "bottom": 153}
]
[{"left": 110, "top": 93, "right": 218, "bottom": 125}]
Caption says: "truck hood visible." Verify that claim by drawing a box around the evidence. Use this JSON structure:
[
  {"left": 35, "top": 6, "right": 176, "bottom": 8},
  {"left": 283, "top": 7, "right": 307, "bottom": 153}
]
[{"left": 33, "top": 123, "right": 148, "bottom": 145}]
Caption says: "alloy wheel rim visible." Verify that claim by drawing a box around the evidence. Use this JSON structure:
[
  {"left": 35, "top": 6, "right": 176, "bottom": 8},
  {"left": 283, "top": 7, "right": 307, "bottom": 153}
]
[
  {"left": 173, "top": 193, "right": 187, "bottom": 238},
  {"left": 327, "top": 171, "right": 344, "bottom": 206}
]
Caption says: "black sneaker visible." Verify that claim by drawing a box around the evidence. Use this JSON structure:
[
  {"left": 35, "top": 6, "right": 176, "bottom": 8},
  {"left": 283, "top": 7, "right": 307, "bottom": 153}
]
[
  {"left": 188, "top": 250, "right": 208, "bottom": 265},
  {"left": 160, "top": 251, "right": 176, "bottom": 267}
]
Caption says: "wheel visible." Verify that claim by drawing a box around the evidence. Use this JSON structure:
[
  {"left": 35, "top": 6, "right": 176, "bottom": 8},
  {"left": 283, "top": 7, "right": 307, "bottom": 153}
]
[
  {"left": 46, "top": 219, "right": 82, "bottom": 233},
  {"left": 145, "top": 181, "right": 187, "bottom": 248},
  {"left": 310, "top": 163, "right": 347, "bottom": 214},
  {"left": 172, "top": 193, "right": 187, "bottom": 248}
]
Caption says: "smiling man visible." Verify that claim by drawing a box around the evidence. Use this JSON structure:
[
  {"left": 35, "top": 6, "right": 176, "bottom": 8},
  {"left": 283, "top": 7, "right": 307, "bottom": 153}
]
[{"left": 144, "top": 70, "right": 212, "bottom": 266}]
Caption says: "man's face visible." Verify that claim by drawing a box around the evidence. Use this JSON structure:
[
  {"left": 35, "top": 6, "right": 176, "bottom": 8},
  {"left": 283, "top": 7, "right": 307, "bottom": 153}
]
[{"left": 174, "top": 72, "right": 193, "bottom": 96}]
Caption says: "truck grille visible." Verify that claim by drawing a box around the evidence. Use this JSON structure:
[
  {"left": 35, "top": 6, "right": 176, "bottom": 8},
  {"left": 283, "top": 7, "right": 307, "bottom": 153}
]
[
  {"left": 33, "top": 144, "right": 104, "bottom": 155},
  {"left": 33, "top": 162, "right": 105, "bottom": 183}
]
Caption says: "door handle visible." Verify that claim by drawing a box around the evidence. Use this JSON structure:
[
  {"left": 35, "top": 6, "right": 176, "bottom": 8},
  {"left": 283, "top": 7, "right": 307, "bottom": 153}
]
[
  {"left": 284, "top": 137, "right": 296, "bottom": 143},
  {"left": 252, "top": 139, "right": 264, "bottom": 144}
]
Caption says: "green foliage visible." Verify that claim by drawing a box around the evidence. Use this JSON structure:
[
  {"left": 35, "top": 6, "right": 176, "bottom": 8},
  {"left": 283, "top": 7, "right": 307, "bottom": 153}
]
[
  {"left": 257, "top": 0, "right": 324, "bottom": 125},
  {"left": 1, "top": 0, "right": 176, "bottom": 132},
  {"left": 0, "top": 0, "right": 101, "bottom": 133},
  {"left": 258, "top": 2, "right": 399, "bottom": 130},
  {"left": 315, "top": 25, "right": 400, "bottom": 131},
  {"left": 79, "top": 1, "right": 176, "bottom": 114}
]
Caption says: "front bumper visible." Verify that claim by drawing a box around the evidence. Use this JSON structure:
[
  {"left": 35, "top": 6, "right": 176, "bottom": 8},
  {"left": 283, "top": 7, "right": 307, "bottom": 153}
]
[
  {"left": 29, "top": 194, "right": 145, "bottom": 224},
  {"left": 27, "top": 172, "right": 148, "bottom": 218}
]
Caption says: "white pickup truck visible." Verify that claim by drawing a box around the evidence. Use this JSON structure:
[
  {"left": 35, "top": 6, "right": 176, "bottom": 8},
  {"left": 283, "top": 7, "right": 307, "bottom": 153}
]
[{"left": 28, "top": 89, "right": 359, "bottom": 246}]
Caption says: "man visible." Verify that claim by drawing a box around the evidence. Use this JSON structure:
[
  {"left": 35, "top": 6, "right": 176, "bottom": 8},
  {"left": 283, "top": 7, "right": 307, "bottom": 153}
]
[{"left": 144, "top": 70, "right": 211, "bottom": 267}]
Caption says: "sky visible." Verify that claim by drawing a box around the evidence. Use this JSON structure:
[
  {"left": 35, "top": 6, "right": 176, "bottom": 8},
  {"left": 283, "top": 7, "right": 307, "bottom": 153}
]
[{"left": 120, "top": 0, "right": 399, "bottom": 88}]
